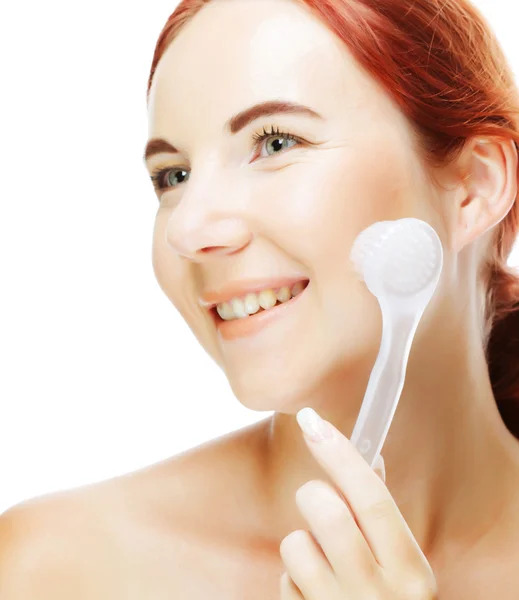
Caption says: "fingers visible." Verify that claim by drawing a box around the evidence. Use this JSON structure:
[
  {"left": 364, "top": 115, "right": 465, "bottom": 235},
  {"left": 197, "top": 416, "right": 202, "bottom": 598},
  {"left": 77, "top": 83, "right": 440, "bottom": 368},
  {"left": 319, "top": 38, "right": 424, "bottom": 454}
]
[
  {"left": 296, "top": 408, "right": 426, "bottom": 572},
  {"left": 295, "top": 480, "right": 380, "bottom": 583},
  {"left": 279, "top": 529, "right": 337, "bottom": 599},
  {"left": 280, "top": 572, "right": 305, "bottom": 599}
]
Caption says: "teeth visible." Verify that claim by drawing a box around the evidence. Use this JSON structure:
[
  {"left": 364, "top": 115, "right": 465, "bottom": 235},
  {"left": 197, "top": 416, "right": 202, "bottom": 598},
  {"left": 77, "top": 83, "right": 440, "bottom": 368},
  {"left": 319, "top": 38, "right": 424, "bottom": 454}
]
[
  {"left": 291, "top": 281, "right": 305, "bottom": 296},
  {"left": 230, "top": 298, "right": 248, "bottom": 319},
  {"left": 216, "top": 301, "right": 234, "bottom": 321},
  {"left": 215, "top": 281, "right": 308, "bottom": 322},
  {"left": 276, "top": 286, "right": 291, "bottom": 302},
  {"left": 244, "top": 293, "right": 260, "bottom": 315},
  {"left": 258, "top": 289, "right": 277, "bottom": 310}
]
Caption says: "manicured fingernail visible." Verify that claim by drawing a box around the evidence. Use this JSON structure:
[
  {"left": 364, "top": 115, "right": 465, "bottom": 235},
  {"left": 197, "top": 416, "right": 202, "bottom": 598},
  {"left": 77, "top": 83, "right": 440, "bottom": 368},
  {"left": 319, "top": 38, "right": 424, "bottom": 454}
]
[{"left": 297, "top": 408, "right": 334, "bottom": 442}]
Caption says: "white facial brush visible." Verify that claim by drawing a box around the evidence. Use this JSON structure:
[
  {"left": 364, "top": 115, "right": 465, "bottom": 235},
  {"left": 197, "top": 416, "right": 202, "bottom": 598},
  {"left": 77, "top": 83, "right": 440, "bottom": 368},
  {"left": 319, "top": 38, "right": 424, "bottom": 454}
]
[{"left": 349, "top": 217, "right": 443, "bottom": 469}]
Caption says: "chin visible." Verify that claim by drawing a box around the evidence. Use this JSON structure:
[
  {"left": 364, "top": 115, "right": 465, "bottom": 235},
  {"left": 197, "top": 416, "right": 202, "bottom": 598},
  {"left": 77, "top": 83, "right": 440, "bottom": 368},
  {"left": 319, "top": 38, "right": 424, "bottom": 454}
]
[
  {"left": 222, "top": 332, "right": 379, "bottom": 416},
  {"left": 229, "top": 380, "right": 311, "bottom": 413}
]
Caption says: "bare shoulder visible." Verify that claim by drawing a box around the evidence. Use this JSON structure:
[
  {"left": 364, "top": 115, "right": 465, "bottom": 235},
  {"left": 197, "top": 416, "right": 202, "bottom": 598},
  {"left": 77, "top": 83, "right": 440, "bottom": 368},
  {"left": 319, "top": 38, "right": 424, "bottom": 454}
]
[
  {"left": 0, "top": 417, "right": 273, "bottom": 599},
  {"left": 0, "top": 486, "right": 122, "bottom": 599},
  {"left": 114, "top": 415, "right": 273, "bottom": 540}
]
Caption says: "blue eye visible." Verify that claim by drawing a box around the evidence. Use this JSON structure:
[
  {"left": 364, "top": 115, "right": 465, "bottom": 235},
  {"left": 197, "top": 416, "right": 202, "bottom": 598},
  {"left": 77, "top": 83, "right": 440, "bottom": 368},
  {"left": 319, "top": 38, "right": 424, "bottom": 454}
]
[{"left": 149, "top": 125, "right": 303, "bottom": 195}]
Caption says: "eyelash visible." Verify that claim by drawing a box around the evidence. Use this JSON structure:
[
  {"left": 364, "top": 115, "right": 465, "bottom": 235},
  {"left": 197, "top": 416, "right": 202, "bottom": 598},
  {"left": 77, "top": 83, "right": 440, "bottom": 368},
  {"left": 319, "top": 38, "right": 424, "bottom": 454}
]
[{"left": 149, "top": 125, "right": 303, "bottom": 192}]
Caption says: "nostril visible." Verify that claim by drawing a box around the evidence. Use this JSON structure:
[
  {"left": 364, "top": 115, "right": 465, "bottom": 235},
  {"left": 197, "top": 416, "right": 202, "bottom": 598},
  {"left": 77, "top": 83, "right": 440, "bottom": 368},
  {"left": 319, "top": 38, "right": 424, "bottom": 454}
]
[
  {"left": 201, "top": 246, "right": 224, "bottom": 253},
  {"left": 199, "top": 246, "right": 239, "bottom": 256}
]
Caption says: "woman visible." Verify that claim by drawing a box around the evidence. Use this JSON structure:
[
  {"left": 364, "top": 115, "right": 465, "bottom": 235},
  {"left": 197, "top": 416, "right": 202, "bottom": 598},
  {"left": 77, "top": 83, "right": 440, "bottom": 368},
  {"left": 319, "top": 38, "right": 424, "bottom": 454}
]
[{"left": 2, "top": 0, "right": 519, "bottom": 597}]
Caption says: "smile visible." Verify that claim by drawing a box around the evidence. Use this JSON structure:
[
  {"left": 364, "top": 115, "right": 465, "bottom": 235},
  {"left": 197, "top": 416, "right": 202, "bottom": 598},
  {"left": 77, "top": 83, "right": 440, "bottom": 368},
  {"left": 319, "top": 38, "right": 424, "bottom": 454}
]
[{"left": 211, "top": 279, "right": 310, "bottom": 341}]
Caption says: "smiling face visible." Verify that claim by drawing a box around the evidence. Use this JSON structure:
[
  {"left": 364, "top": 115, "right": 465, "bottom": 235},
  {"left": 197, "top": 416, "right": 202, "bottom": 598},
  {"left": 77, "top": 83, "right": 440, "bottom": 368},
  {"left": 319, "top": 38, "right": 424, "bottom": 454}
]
[{"left": 146, "top": 0, "right": 443, "bottom": 410}]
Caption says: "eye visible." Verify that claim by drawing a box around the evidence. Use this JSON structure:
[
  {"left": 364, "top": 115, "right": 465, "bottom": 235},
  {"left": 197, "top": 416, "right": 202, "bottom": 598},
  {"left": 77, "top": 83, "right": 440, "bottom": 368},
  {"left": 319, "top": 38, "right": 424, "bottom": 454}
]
[
  {"left": 252, "top": 125, "right": 302, "bottom": 158},
  {"left": 150, "top": 166, "right": 190, "bottom": 193}
]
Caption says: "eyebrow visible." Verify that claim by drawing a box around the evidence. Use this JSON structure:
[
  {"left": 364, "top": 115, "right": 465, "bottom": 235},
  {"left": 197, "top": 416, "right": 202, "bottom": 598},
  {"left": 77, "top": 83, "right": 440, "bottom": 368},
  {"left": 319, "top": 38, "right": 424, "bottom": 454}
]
[{"left": 143, "top": 99, "right": 323, "bottom": 163}]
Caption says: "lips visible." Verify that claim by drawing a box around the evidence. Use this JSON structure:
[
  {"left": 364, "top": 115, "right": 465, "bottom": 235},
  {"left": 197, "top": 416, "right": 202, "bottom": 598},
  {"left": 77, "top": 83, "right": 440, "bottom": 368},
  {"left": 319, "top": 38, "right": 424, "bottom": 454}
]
[{"left": 210, "top": 279, "right": 311, "bottom": 341}]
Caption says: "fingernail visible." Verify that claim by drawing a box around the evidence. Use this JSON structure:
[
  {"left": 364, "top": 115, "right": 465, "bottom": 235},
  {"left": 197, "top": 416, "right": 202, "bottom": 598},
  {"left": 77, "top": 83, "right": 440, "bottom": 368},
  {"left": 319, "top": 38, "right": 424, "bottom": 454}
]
[{"left": 297, "top": 408, "right": 334, "bottom": 442}]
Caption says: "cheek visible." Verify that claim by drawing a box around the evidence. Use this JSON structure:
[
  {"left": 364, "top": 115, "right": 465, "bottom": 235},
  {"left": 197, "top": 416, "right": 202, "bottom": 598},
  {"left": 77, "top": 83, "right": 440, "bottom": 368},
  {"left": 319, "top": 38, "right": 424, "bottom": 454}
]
[
  {"left": 255, "top": 147, "right": 412, "bottom": 268},
  {"left": 152, "top": 212, "right": 219, "bottom": 356},
  {"left": 152, "top": 212, "right": 189, "bottom": 305},
  {"left": 315, "top": 146, "right": 413, "bottom": 227}
]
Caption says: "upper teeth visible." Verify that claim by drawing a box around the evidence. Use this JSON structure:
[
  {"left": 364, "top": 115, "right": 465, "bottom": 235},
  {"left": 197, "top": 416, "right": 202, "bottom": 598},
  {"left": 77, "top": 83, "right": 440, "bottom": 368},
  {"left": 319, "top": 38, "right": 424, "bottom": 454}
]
[{"left": 216, "top": 281, "right": 306, "bottom": 321}]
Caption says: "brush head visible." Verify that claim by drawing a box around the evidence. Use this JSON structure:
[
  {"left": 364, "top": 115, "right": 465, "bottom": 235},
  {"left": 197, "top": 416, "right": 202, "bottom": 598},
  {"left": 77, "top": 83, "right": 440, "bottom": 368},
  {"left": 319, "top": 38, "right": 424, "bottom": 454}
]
[{"left": 350, "top": 218, "right": 442, "bottom": 296}]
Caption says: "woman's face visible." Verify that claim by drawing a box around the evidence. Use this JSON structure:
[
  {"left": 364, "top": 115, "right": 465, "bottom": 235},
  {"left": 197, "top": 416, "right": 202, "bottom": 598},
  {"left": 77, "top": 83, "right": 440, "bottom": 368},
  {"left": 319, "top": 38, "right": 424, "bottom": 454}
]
[{"left": 146, "top": 0, "right": 443, "bottom": 409}]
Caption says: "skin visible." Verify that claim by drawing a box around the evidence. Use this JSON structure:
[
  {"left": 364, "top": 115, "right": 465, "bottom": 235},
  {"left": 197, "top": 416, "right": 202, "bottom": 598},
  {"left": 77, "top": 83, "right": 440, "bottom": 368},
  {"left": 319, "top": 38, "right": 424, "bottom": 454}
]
[{"left": 146, "top": 0, "right": 519, "bottom": 585}]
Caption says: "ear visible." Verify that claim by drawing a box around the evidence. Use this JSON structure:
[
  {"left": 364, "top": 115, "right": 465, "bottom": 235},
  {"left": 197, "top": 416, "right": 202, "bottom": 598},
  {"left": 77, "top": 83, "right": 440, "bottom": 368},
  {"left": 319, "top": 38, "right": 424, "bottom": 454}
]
[{"left": 451, "top": 137, "right": 518, "bottom": 254}]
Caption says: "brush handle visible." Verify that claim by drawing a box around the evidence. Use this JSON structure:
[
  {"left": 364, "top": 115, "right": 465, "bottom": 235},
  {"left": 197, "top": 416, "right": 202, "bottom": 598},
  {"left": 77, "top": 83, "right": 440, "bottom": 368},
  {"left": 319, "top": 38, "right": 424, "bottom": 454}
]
[{"left": 350, "top": 299, "right": 422, "bottom": 469}]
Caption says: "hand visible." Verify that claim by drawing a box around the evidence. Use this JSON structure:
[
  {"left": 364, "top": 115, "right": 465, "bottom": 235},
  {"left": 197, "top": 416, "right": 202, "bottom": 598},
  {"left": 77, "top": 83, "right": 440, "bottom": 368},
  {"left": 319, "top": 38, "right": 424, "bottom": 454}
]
[{"left": 279, "top": 407, "right": 438, "bottom": 599}]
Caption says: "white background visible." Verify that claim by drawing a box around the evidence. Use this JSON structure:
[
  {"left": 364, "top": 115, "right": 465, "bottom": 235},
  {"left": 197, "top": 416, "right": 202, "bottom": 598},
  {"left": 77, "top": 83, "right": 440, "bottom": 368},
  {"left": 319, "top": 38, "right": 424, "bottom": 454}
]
[{"left": 1, "top": 1, "right": 518, "bottom": 514}]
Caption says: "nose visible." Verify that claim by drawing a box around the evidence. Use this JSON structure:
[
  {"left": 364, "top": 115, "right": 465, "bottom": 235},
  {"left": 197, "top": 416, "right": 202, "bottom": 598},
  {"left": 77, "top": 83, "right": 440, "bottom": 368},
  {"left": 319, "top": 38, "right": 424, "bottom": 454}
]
[{"left": 164, "top": 175, "right": 252, "bottom": 262}]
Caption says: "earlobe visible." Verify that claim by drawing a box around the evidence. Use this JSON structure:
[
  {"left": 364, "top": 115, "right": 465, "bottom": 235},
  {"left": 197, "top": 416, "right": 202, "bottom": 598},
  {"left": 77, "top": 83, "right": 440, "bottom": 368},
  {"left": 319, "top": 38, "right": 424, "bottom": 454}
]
[{"left": 451, "top": 137, "right": 518, "bottom": 254}]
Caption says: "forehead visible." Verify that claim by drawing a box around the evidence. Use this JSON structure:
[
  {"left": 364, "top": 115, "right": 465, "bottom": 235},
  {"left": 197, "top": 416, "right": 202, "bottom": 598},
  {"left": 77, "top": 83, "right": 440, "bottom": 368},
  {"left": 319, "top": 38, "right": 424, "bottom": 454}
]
[{"left": 147, "top": 0, "right": 386, "bottom": 134}]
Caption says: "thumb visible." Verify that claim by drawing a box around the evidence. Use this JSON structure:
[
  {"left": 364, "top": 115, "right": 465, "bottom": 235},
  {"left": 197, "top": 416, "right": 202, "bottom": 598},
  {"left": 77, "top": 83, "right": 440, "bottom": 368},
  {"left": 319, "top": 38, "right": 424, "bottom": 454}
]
[{"left": 373, "top": 454, "right": 386, "bottom": 483}]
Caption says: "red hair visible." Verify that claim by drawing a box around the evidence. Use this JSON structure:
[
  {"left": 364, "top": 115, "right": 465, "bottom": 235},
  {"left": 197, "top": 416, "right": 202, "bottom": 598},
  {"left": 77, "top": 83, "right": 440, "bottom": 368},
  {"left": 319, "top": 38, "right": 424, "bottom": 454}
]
[{"left": 146, "top": 0, "right": 519, "bottom": 437}]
